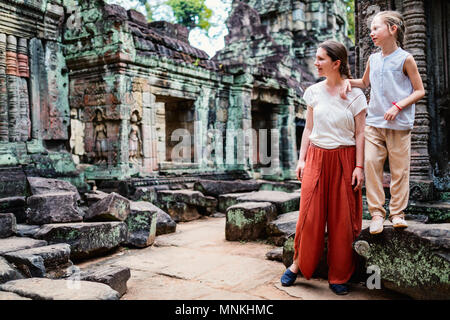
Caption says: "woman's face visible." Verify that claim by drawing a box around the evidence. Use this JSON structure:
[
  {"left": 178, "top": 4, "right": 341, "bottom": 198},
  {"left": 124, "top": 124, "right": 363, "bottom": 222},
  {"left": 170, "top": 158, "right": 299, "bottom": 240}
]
[{"left": 314, "top": 47, "right": 339, "bottom": 77}]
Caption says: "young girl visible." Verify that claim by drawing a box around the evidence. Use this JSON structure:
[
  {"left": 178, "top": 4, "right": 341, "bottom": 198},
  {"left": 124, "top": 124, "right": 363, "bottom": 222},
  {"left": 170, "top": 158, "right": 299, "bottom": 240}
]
[
  {"left": 281, "top": 40, "right": 367, "bottom": 295},
  {"left": 341, "top": 11, "right": 425, "bottom": 234}
]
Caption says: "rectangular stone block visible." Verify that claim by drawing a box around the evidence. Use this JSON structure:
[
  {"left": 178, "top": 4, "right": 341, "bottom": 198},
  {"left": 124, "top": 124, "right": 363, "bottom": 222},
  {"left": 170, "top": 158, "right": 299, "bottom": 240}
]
[
  {"left": 0, "top": 212, "right": 16, "bottom": 238},
  {"left": 78, "top": 265, "right": 131, "bottom": 297},
  {"left": 34, "top": 222, "right": 127, "bottom": 261},
  {"left": 0, "top": 237, "right": 47, "bottom": 255},
  {"left": 2, "top": 243, "right": 71, "bottom": 278}
]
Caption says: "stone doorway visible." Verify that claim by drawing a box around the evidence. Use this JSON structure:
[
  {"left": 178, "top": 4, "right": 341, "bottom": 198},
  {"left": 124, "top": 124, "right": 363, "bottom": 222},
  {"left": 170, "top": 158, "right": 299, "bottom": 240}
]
[
  {"left": 155, "top": 96, "right": 196, "bottom": 169},
  {"left": 251, "top": 101, "right": 278, "bottom": 175}
]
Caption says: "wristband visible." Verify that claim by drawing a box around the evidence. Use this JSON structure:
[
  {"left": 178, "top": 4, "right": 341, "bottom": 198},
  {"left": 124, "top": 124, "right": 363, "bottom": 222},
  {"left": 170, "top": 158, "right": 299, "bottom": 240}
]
[
  {"left": 356, "top": 166, "right": 364, "bottom": 169},
  {"left": 392, "top": 102, "right": 402, "bottom": 111}
]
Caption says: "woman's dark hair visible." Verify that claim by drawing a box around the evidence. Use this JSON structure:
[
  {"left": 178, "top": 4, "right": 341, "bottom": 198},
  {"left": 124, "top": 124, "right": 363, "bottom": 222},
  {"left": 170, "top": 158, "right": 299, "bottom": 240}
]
[{"left": 318, "top": 40, "right": 352, "bottom": 79}]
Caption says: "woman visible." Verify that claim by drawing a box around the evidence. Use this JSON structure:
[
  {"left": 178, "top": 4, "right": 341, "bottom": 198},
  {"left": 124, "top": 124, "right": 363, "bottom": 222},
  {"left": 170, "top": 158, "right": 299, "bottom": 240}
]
[{"left": 280, "top": 40, "right": 367, "bottom": 295}]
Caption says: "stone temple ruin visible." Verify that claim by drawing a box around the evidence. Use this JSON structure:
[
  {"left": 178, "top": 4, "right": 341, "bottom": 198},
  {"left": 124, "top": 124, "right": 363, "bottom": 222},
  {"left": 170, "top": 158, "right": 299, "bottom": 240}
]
[{"left": 0, "top": 0, "right": 448, "bottom": 300}]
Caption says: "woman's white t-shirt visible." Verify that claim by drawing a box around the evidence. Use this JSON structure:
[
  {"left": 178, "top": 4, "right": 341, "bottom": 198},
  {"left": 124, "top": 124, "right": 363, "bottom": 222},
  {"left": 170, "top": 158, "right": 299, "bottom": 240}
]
[{"left": 303, "top": 81, "right": 367, "bottom": 149}]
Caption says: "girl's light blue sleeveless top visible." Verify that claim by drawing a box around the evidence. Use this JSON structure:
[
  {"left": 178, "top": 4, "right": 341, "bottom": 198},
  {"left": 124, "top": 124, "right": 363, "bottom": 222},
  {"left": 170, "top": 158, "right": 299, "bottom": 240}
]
[{"left": 367, "top": 47, "right": 415, "bottom": 130}]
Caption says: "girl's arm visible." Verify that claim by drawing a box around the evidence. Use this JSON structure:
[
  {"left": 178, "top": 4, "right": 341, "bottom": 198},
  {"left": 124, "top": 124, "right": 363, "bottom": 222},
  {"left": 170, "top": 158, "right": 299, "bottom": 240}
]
[
  {"left": 352, "top": 109, "right": 366, "bottom": 191},
  {"left": 340, "top": 61, "right": 371, "bottom": 98},
  {"left": 384, "top": 55, "right": 425, "bottom": 120},
  {"left": 296, "top": 106, "right": 313, "bottom": 181}
]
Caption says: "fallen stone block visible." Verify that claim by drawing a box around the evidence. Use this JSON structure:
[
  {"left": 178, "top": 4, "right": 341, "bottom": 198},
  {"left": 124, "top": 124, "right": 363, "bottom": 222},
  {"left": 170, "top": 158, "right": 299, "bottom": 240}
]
[
  {"left": 27, "top": 177, "right": 80, "bottom": 201},
  {"left": 235, "top": 191, "right": 300, "bottom": 214},
  {"left": 0, "top": 278, "right": 119, "bottom": 300},
  {"left": 225, "top": 202, "right": 277, "bottom": 241},
  {"left": 266, "top": 247, "right": 283, "bottom": 262},
  {"left": 84, "top": 190, "right": 109, "bottom": 207},
  {"left": 165, "top": 202, "right": 202, "bottom": 222},
  {"left": 218, "top": 192, "right": 256, "bottom": 213},
  {"left": 155, "top": 206, "right": 177, "bottom": 236},
  {"left": 258, "top": 180, "right": 301, "bottom": 193},
  {"left": 15, "top": 224, "right": 40, "bottom": 238},
  {"left": 354, "top": 221, "right": 450, "bottom": 300},
  {"left": 0, "top": 197, "right": 26, "bottom": 223},
  {"left": 74, "top": 265, "right": 131, "bottom": 297},
  {"left": 0, "top": 257, "right": 24, "bottom": 284},
  {"left": 26, "top": 192, "right": 83, "bottom": 225},
  {"left": 84, "top": 192, "right": 130, "bottom": 222},
  {"left": 193, "top": 179, "right": 261, "bottom": 197},
  {"left": 34, "top": 222, "right": 127, "bottom": 261},
  {"left": 0, "top": 237, "right": 47, "bottom": 255},
  {"left": 157, "top": 190, "right": 217, "bottom": 216},
  {"left": 0, "top": 213, "right": 16, "bottom": 239},
  {"left": 266, "top": 211, "right": 298, "bottom": 246},
  {"left": 0, "top": 167, "right": 27, "bottom": 199},
  {"left": 2, "top": 244, "right": 71, "bottom": 278},
  {"left": 0, "top": 291, "right": 31, "bottom": 300},
  {"left": 125, "top": 201, "right": 157, "bottom": 248}
]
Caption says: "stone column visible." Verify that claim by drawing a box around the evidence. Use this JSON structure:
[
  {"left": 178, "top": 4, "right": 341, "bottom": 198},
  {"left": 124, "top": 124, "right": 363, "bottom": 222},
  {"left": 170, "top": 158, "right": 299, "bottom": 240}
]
[
  {"left": 403, "top": 0, "right": 432, "bottom": 183},
  {"left": 142, "top": 91, "right": 158, "bottom": 172},
  {"left": 6, "top": 35, "right": 20, "bottom": 142},
  {"left": 18, "top": 38, "right": 30, "bottom": 142},
  {"left": 0, "top": 34, "right": 7, "bottom": 142}
]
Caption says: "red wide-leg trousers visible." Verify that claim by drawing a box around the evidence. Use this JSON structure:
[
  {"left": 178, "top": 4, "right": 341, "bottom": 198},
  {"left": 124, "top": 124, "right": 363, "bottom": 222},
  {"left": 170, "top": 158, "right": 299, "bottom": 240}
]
[{"left": 293, "top": 144, "right": 363, "bottom": 284}]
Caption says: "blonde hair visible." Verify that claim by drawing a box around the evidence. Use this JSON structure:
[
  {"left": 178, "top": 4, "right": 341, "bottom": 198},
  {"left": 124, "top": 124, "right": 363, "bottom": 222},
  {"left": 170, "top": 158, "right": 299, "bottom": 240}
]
[{"left": 374, "top": 11, "right": 406, "bottom": 47}]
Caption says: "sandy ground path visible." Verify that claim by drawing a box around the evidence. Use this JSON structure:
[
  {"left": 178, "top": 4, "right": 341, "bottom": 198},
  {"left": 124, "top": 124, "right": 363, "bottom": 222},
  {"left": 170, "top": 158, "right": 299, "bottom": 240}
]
[{"left": 76, "top": 216, "right": 407, "bottom": 300}]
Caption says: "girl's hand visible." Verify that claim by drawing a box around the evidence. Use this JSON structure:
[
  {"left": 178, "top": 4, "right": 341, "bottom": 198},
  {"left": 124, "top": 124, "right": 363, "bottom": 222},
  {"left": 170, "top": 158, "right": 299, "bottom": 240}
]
[
  {"left": 352, "top": 167, "right": 364, "bottom": 191},
  {"left": 296, "top": 160, "right": 306, "bottom": 181},
  {"left": 339, "top": 79, "right": 352, "bottom": 99},
  {"left": 384, "top": 105, "right": 401, "bottom": 121}
]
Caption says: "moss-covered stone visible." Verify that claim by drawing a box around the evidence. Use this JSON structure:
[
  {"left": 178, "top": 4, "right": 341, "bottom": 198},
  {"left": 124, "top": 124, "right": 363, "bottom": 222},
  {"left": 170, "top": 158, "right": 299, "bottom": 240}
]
[
  {"left": 225, "top": 201, "right": 277, "bottom": 241},
  {"left": 354, "top": 222, "right": 450, "bottom": 300}
]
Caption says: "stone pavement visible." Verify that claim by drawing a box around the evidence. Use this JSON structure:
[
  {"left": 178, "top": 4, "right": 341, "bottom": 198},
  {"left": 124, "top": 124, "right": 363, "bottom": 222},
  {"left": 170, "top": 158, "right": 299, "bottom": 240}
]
[{"left": 76, "top": 216, "right": 408, "bottom": 300}]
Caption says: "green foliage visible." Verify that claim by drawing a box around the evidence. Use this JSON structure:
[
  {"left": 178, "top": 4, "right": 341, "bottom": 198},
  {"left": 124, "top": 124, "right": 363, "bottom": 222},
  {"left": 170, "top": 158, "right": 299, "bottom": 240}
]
[
  {"left": 344, "top": 0, "right": 355, "bottom": 43},
  {"left": 166, "top": 0, "right": 212, "bottom": 31}
]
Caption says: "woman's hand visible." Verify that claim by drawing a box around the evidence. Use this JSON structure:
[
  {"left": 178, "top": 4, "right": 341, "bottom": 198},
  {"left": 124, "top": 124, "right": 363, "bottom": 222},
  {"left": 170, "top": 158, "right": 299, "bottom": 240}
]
[
  {"left": 352, "top": 167, "right": 364, "bottom": 191},
  {"left": 296, "top": 160, "right": 306, "bottom": 181},
  {"left": 384, "top": 105, "right": 401, "bottom": 121}
]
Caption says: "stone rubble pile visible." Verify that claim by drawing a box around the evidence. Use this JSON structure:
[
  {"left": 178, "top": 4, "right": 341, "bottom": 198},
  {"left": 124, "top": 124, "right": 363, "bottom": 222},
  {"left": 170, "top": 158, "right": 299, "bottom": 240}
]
[{"left": 0, "top": 177, "right": 177, "bottom": 300}]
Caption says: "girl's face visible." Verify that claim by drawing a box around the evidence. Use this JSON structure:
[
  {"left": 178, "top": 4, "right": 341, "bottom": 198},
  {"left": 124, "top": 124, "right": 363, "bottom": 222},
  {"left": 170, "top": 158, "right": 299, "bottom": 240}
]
[
  {"left": 314, "top": 47, "right": 340, "bottom": 77},
  {"left": 370, "top": 16, "right": 397, "bottom": 47}
]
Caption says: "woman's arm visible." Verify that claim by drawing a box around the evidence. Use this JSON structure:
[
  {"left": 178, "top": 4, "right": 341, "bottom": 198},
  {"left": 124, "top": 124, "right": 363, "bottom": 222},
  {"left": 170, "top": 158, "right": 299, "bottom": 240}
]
[
  {"left": 352, "top": 109, "right": 366, "bottom": 191},
  {"left": 296, "top": 106, "right": 313, "bottom": 181},
  {"left": 384, "top": 55, "right": 425, "bottom": 121}
]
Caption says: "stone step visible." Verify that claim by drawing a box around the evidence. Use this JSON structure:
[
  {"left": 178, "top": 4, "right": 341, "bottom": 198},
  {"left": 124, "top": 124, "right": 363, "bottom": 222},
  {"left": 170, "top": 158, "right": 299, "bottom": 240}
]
[
  {"left": 26, "top": 192, "right": 83, "bottom": 225},
  {"left": 404, "top": 200, "right": 450, "bottom": 223},
  {"left": 0, "top": 291, "right": 31, "bottom": 300},
  {"left": 2, "top": 244, "right": 71, "bottom": 278},
  {"left": 266, "top": 211, "right": 298, "bottom": 246},
  {"left": 84, "top": 192, "right": 130, "bottom": 222},
  {"left": 72, "top": 265, "right": 131, "bottom": 297},
  {"left": 193, "top": 179, "right": 261, "bottom": 197},
  {"left": 34, "top": 222, "right": 127, "bottom": 261},
  {"left": 0, "top": 237, "right": 47, "bottom": 255},
  {"left": 225, "top": 201, "right": 277, "bottom": 241},
  {"left": 0, "top": 213, "right": 16, "bottom": 239},
  {"left": 0, "top": 278, "right": 119, "bottom": 300}
]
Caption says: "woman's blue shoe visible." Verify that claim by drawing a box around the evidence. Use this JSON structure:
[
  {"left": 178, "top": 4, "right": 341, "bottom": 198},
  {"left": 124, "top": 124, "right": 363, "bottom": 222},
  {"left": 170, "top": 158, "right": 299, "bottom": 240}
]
[
  {"left": 329, "top": 283, "right": 349, "bottom": 295},
  {"left": 281, "top": 268, "right": 298, "bottom": 287}
]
